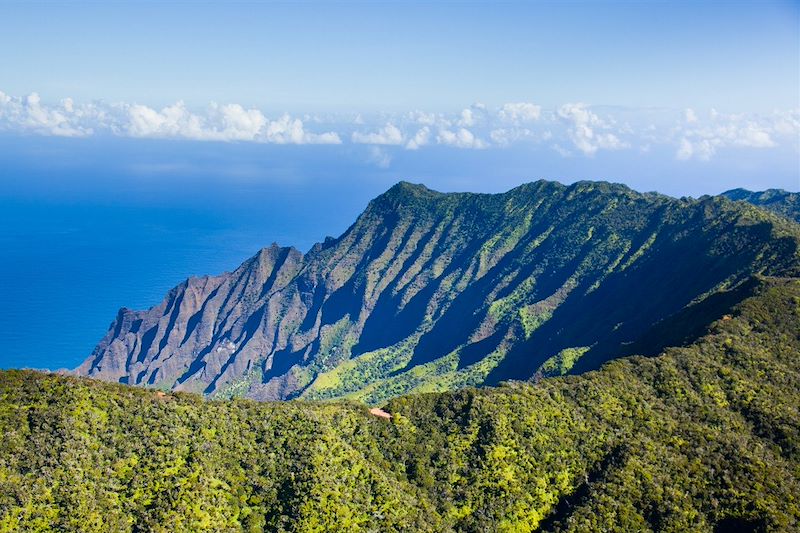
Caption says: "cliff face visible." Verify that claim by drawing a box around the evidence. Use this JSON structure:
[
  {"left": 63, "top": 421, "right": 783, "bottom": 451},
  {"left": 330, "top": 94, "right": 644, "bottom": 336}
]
[
  {"left": 79, "top": 244, "right": 306, "bottom": 396},
  {"left": 76, "top": 180, "right": 800, "bottom": 401}
]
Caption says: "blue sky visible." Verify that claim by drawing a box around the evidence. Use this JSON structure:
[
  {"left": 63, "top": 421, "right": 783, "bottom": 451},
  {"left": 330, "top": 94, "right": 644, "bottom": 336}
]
[
  {"left": 1, "top": 1, "right": 798, "bottom": 111},
  {"left": 0, "top": 0, "right": 797, "bottom": 194}
]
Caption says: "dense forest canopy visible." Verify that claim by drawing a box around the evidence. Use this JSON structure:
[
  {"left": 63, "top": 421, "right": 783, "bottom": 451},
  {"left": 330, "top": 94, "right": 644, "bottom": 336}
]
[{"left": 2, "top": 277, "right": 798, "bottom": 532}]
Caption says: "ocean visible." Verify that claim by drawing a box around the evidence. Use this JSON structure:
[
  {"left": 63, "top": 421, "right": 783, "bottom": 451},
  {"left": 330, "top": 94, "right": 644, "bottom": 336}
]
[{"left": 0, "top": 137, "right": 390, "bottom": 370}]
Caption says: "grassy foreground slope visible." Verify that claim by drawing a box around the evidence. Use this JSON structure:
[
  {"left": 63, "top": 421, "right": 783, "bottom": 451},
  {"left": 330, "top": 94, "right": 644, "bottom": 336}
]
[{"left": 2, "top": 277, "right": 799, "bottom": 532}]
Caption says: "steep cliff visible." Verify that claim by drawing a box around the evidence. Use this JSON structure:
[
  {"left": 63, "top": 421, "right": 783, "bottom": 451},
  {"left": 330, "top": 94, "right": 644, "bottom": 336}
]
[{"left": 77, "top": 180, "right": 800, "bottom": 402}]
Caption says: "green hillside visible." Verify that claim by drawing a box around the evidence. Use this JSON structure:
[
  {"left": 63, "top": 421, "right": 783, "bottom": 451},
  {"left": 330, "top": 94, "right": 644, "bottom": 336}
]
[
  {"left": 78, "top": 181, "right": 800, "bottom": 405},
  {"left": 3, "top": 276, "right": 799, "bottom": 532},
  {"left": 723, "top": 188, "right": 800, "bottom": 223}
]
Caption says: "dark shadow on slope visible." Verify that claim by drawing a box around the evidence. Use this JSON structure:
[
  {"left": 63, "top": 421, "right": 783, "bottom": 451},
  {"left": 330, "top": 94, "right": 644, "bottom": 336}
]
[
  {"left": 612, "top": 277, "right": 760, "bottom": 359},
  {"left": 408, "top": 223, "right": 600, "bottom": 370},
  {"left": 147, "top": 368, "right": 160, "bottom": 385},
  {"left": 713, "top": 517, "right": 768, "bottom": 533},
  {"left": 204, "top": 306, "right": 268, "bottom": 393},
  {"left": 537, "top": 445, "right": 629, "bottom": 532},
  {"left": 319, "top": 275, "right": 367, "bottom": 327},
  {"left": 181, "top": 286, "right": 220, "bottom": 346},
  {"left": 456, "top": 329, "right": 506, "bottom": 369},
  {"left": 317, "top": 211, "right": 400, "bottom": 328},
  {"left": 162, "top": 287, "right": 180, "bottom": 317},
  {"left": 111, "top": 308, "right": 126, "bottom": 339},
  {"left": 158, "top": 291, "right": 184, "bottom": 353},
  {"left": 298, "top": 276, "right": 325, "bottom": 332},
  {"left": 259, "top": 246, "right": 295, "bottom": 298},
  {"left": 261, "top": 346, "right": 307, "bottom": 383},
  {"left": 354, "top": 189, "right": 562, "bottom": 358},
  {"left": 175, "top": 343, "right": 213, "bottom": 385},
  {"left": 135, "top": 326, "right": 158, "bottom": 364},
  {"left": 352, "top": 221, "right": 445, "bottom": 353},
  {"left": 486, "top": 218, "right": 773, "bottom": 385}
]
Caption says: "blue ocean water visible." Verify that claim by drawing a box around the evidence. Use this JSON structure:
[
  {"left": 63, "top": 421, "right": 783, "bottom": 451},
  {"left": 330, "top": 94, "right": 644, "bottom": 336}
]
[{"left": 0, "top": 137, "right": 390, "bottom": 370}]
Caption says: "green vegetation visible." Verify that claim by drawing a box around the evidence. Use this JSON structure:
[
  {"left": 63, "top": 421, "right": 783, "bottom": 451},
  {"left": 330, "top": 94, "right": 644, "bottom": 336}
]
[
  {"left": 80, "top": 181, "right": 800, "bottom": 403},
  {"left": 723, "top": 188, "right": 800, "bottom": 223},
  {"left": 3, "top": 277, "right": 799, "bottom": 531},
  {"left": 536, "top": 346, "right": 590, "bottom": 377}
]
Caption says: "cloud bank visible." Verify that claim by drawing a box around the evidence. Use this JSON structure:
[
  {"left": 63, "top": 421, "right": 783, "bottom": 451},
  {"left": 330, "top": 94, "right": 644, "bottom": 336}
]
[
  {"left": 0, "top": 90, "right": 796, "bottom": 162},
  {"left": 0, "top": 92, "right": 341, "bottom": 145}
]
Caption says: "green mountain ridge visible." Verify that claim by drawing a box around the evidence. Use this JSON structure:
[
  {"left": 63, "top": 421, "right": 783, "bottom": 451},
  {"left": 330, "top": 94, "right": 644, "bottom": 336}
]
[
  {"left": 76, "top": 180, "right": 800, "bottom": 404},
  {"left": 2, "top": 276, "right": 799, "bottom": 531},
  {"left": 721, "top": 188, "right": 800, "bottom": 223}
]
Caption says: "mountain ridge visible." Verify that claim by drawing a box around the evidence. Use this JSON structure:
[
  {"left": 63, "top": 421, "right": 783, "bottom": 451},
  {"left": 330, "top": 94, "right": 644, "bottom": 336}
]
[
  {"left": 76, "top": 179, "right": 800, "bottom": 402},
  {"left": 721, "top": 187, "right": 800, "bottom": 223}
]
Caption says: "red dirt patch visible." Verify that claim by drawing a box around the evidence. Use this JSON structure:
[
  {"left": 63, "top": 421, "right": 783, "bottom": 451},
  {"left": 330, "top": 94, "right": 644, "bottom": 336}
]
[{"left": 369, "top": 407, "right": 392, "bottom": 419}]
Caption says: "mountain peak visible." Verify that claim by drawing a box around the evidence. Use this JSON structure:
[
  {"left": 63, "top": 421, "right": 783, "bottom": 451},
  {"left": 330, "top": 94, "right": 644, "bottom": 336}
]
[
  {"left": 385, "top": 180, "right": 439, "bottom": 198},
  {"left": 363, "top": 181, "right": 443, "bottom": 215}
]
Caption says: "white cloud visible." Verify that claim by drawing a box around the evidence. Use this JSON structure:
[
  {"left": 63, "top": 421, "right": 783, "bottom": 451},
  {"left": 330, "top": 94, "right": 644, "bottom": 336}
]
[
  {"left": 215, "top": 103, "right": 267, "bottom": 140},
  {"left": 307, "top": 131, "right": 342, "bottom": 144},
  {"left": 498, "top": 102, "right": 542, "bottom": 123},
  {"left": 125, "top": 101, "right": 340, "bottom": 144},
  {"left": 127, "top": 101, "right": 206, "bottom": 139},
  {"left": 406, "top": 110, "right": 438, "bottom": 126},
  {"left": 490, "top": 128, "right": 551, "bottom": 146},
  {"left": 351, "top": 123, "right": 404, "bottom": 145},
  {"left": 674, "top": 110, "right": 780, "bottom": 160},
  {"left": 264, "top": 113, "right": 341, "bottom": 144},
  {"left": 677, "top": 138, "right": 696, "bottom": 160},
  {"left": 556, "top": 103, "right": 629, "bottom": 156},
  {"left": 491, "top": 128, "right": 526, "bottom": 146},
  {"left": 734, "top": 123, "right": 775, "bottom": 148},
  {"left": 405, "top": 126, "right": 431, "bottom": 150},
  {"left": 458, "top": 108, "right": 477, "bottom": 127},
  {"left": 0, "top": 91, "right": 93, "bottom": 137},
  {"left": 366, "top": 146, "right": 392, "bottom": 168},
  {"left": 551, "top": 144, "right": 572, "bottom": 157},
  {"left": 457, "top": 103, "right": 489, "bottom": 127},
  {"left": 676, "top": 137, "right": 717, "bottom": 161},
  {"left": 772, "top": 109, "right": 800, "bottom": 136},
  {"left": 0, "top": 90, "right": 796, "bottom": 158},
  {"left": 436, "top": 127, "right": 487, "bottom": 149}
]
